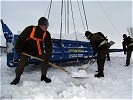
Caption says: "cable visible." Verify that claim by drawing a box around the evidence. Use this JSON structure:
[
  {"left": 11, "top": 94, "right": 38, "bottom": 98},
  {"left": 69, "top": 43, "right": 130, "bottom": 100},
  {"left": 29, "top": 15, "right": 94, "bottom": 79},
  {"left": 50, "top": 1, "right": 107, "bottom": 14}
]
[
  {"left": 47, "top": 0, "right": 52, "bottom": 20},
  {"left": 60, "top": 0, "right": 63, "bottom": 40},
  {"left": 45, "top": 0, "right": 52, "bottom": 19},
  {"left": 64, "top": 0, "right": 67, "bottom": 35},
  {"left": 77, "top": 0, "right": 86, "bottom": 31},
  {"left": 97, "top": 0, "right": 121, "bottom": 36},
  {"left": 70, "top": 0, "right": 77, "bottom": 41},
  {"left": 82, "top": 0, "right": 89, "bottom": 31},
  {"left": 67, "top": 0, "right": 69, "bottom": 35}
]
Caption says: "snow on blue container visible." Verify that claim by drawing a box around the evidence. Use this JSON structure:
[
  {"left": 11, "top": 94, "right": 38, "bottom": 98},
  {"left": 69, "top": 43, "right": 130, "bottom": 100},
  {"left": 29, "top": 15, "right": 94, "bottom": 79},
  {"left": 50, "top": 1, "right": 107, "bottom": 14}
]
[{"left": 1, "top": 19, "right": 94, "bottom": 67}]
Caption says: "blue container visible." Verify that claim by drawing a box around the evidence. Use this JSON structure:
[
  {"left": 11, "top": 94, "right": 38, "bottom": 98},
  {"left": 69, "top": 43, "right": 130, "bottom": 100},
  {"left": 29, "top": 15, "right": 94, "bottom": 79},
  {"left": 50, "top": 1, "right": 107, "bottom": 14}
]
[{"left": 1, "top": 19, "right": 94, "bottom": 67}]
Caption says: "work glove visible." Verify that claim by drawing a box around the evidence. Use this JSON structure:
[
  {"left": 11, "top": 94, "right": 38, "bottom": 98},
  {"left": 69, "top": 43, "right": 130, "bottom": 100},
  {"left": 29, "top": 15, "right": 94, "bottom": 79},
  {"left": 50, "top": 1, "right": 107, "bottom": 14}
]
[{"left": 93, "top": 51, "right": 97, "bottom": 56}]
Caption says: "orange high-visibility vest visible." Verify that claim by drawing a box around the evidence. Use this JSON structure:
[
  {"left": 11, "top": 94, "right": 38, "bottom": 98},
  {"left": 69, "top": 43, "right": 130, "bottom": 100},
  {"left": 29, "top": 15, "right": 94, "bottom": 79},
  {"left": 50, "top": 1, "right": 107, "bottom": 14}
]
[{"left": 26, "top": 26, "right": 46, "bottom": 55}]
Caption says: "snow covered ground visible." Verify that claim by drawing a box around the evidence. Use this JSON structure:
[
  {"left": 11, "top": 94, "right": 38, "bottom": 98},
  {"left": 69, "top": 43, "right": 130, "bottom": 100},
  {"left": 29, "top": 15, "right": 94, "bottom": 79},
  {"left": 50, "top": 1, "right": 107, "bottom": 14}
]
[{"left": 0, "top": 52, "right": 132, "bottom": 99}]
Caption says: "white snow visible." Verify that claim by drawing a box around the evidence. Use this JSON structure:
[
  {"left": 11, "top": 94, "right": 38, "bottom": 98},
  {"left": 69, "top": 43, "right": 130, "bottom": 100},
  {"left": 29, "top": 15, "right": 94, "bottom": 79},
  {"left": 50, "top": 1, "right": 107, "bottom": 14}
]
[
  {"left": 71, "top": 69, "right": 88, "bottom": 78},
  {"left": 0, "top": 52, "right": 132, "bottom": 99},
  {"left": 1, "top": 1, "right": 132, "bottom": 99},
  {"left": 0, "top": 35, "right": 6, "bottom": 47}
]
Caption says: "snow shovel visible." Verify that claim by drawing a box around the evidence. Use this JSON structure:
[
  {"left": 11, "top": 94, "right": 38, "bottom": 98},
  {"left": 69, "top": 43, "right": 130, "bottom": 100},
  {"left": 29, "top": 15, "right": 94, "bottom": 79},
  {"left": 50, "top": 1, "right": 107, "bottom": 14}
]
[
  {"left": 70, "top": 59, "right": 96, "bottom": 78},
  {"left": 78, "top": 58, "right": 95, "bottom": 70},
  {"left": 21, "top": 52, "right": 88, "bottom": 78},
  {"left": 109, "top": 40, "right": 115, "bottom": 47},
  {"left": 21, "top": 52, "right": 69, "bottom": 73}
]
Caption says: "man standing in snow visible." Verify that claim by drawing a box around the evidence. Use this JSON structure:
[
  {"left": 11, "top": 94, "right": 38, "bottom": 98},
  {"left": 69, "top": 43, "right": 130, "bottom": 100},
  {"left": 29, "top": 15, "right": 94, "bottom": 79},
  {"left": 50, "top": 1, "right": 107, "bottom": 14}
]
[
  {"left": 85, "top": 31, "right": 108, "bottom": 78},
  {"left": 122, "top": 34, "right": 133, "bottom": 66},
  {"left": 10, "top": 17, "right": 53, "bottom": 85},
  {"left": 105, "top": 38, "right": 110, "bottom": 61}
]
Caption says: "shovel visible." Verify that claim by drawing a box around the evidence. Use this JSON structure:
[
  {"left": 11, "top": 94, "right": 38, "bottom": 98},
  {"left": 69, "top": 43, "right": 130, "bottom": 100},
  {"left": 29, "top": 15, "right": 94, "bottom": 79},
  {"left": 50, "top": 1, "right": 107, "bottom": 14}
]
[
  {"left": 78, "top": 58, "right": 95, "bottom": 70},
  {"left": 21, "top": 52, "right": 88, "bottom": 78}
]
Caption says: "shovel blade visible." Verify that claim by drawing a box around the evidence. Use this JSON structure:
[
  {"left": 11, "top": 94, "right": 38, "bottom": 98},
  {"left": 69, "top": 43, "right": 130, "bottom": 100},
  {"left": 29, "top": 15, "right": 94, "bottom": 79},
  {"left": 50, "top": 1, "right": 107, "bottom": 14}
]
[{"left": 71, "top": 70, "right": 88, "bottom": 78}]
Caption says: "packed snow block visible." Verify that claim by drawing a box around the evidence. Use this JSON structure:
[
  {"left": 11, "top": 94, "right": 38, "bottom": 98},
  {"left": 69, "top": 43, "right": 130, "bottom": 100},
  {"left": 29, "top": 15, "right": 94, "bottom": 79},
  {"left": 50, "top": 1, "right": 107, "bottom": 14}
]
[{"left": 1, "top": 19, "right": 94, "bottom": 67}]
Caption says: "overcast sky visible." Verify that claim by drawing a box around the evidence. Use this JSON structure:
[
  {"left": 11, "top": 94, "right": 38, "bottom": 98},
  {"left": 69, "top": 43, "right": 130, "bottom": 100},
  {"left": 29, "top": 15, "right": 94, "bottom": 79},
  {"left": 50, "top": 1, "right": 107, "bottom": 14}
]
[{"left": 0, "top": 0, "right": 132, "bottom": 47}]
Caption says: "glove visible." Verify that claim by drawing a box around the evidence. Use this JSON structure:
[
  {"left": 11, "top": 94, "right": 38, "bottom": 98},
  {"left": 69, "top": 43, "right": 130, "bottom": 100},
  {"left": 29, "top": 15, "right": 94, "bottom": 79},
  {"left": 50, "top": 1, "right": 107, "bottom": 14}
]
[
  {"left": 93, "top": 51, "right": 97, "bottom": 56},
  {"left": 15, "top": 48, "right": 23, "bottom": 54},
  {"left": 15, "top": 43, "right": 24, "bottom": 54},
  {"left": 24, "top": 40, "right": 38, "bottom": 56}
]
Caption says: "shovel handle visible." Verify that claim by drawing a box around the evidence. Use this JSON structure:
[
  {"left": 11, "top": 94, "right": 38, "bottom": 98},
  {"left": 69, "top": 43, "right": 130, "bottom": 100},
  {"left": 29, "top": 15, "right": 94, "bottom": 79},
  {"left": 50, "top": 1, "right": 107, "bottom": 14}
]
[
  {"left": 48, "top": 62, "right": 69, "bottom": 74},
  {"left": 21, "top": 52, "right": 69, "bottom": 74}
]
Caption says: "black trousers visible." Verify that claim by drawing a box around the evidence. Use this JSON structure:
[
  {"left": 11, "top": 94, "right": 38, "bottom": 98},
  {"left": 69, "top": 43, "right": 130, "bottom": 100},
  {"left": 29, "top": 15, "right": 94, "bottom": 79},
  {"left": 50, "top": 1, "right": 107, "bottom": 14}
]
[
  {"left": 106, "top": 49, "right": 110, "bottom": 61},
  {"left": 97, "top": 44, "right": 108, "bottom": 73},
  {"left": 15, "top": 53, "right": 49, "bottom": 78},
  {"left": 126, "top": 46, "right": 133, "bottom": 66}
]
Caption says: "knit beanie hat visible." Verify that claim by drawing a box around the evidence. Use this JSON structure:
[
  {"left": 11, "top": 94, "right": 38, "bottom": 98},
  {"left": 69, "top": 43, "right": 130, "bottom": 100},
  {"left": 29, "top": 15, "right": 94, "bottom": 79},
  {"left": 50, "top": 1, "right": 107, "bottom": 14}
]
[
  {"left": 38, "top": 17, "right": 49, "bottom": 26},
  {"left": 85, "top": 31, "right": 92, "bottom": 37},
  {"left": 123, "top": 34, "right": 127, "bottom": 38}
]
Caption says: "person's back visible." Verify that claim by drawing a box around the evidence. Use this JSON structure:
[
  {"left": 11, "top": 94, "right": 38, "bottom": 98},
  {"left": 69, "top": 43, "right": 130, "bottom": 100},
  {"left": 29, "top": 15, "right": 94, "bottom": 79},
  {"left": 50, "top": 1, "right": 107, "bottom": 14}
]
[
  {"left": 85, "top": 31, "right": 108, "bottom": 78},
  {"left": 122, "top": 34, "right": 133, "bottom": 66},
  {"left": 122, "top": 34, "right": 133, "bottom": 54},
  {"left": 89, "top": 32, "right": 107, "bottom": 55}
]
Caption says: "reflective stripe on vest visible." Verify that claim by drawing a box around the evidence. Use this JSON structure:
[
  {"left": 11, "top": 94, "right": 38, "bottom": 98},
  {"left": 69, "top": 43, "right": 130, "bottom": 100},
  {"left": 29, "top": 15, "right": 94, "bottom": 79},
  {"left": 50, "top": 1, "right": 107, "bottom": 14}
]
[{"left": 26, "top": 26, "right": 46, "bottom": 55}]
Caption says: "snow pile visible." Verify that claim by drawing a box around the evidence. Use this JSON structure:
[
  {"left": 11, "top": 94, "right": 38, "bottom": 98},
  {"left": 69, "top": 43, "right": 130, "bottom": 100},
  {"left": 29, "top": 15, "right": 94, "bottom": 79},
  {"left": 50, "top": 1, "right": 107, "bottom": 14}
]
[
  {"left": 0, "top": 52, "right": 133, "bottom": 99},
  {"left": 71, "top": 69, "right": 88, "bottom": 78}
]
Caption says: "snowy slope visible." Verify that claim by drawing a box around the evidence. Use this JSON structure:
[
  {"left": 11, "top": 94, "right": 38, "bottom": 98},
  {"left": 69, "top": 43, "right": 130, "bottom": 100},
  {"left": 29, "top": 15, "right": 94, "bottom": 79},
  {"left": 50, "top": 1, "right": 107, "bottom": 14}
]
[{"left": 0, "top": 52, "right": 132, "bottom": 99}]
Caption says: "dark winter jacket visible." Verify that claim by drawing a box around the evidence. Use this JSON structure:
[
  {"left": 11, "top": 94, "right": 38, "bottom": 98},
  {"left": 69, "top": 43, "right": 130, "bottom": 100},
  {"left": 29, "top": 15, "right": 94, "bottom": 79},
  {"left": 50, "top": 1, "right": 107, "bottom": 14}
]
[
  {"left": 15, "top": 25, "right": 53, "bottom": 59},
  {"left": 89, "top": 32, "right": 107, "bottom": 55},
  {"left": 122, "top": 36, "right": 133, "bottom": 54}
]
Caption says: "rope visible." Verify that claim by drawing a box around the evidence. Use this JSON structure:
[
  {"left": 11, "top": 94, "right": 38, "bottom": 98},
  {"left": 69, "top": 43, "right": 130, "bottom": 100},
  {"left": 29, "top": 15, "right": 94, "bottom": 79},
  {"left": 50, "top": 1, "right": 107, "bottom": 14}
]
[
  {"left": 64, "top": 0, "right": 67, "bottom": 35},
  {"left": 77, "top": 0, "right": 86, "bottom": 31},
  {"left": 81, "top": 0, "right": 89, "bottom": 31},
  {"left": 70, "top": 0, "right": 77, "bottom": 40},
  {"left": 70, "top": 0, "right": 79, "bottom": 62},
  {"left": 47, "top": 0, "right": 52, "bottom": 20},
  {"left": 45, "top": 2, "right": 50, "bottom": 17},
  {"left": 97, "top": 0, "right": 121, "bottom": 36},
  {"left": 47, "top": 0, "right": 52, "bottom": 19},
  {"left": 60, "top": 0, "right": 63, "bottom": 40},
  {"left": 67, "top": 0, "right": 69, "bottom": 35}
]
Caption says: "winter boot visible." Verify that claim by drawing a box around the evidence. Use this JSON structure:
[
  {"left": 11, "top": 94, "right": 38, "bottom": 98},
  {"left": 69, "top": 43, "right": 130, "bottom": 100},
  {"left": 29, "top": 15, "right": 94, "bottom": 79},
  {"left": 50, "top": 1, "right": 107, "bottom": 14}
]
[
  {"left": 95, "top": 73, "right": 104, "bottom": 78},
  {"left": 10, "top": 77, "right": 20, "bottom": 85},
  {"left": 126, "top": 63, "right": 130, "bottom": 66},
  {"left": 41, "top": 75, "right": 51, "bottom": 83},
  {"left": 126, "top": 60, "right": 130, "bottom": 66}
]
